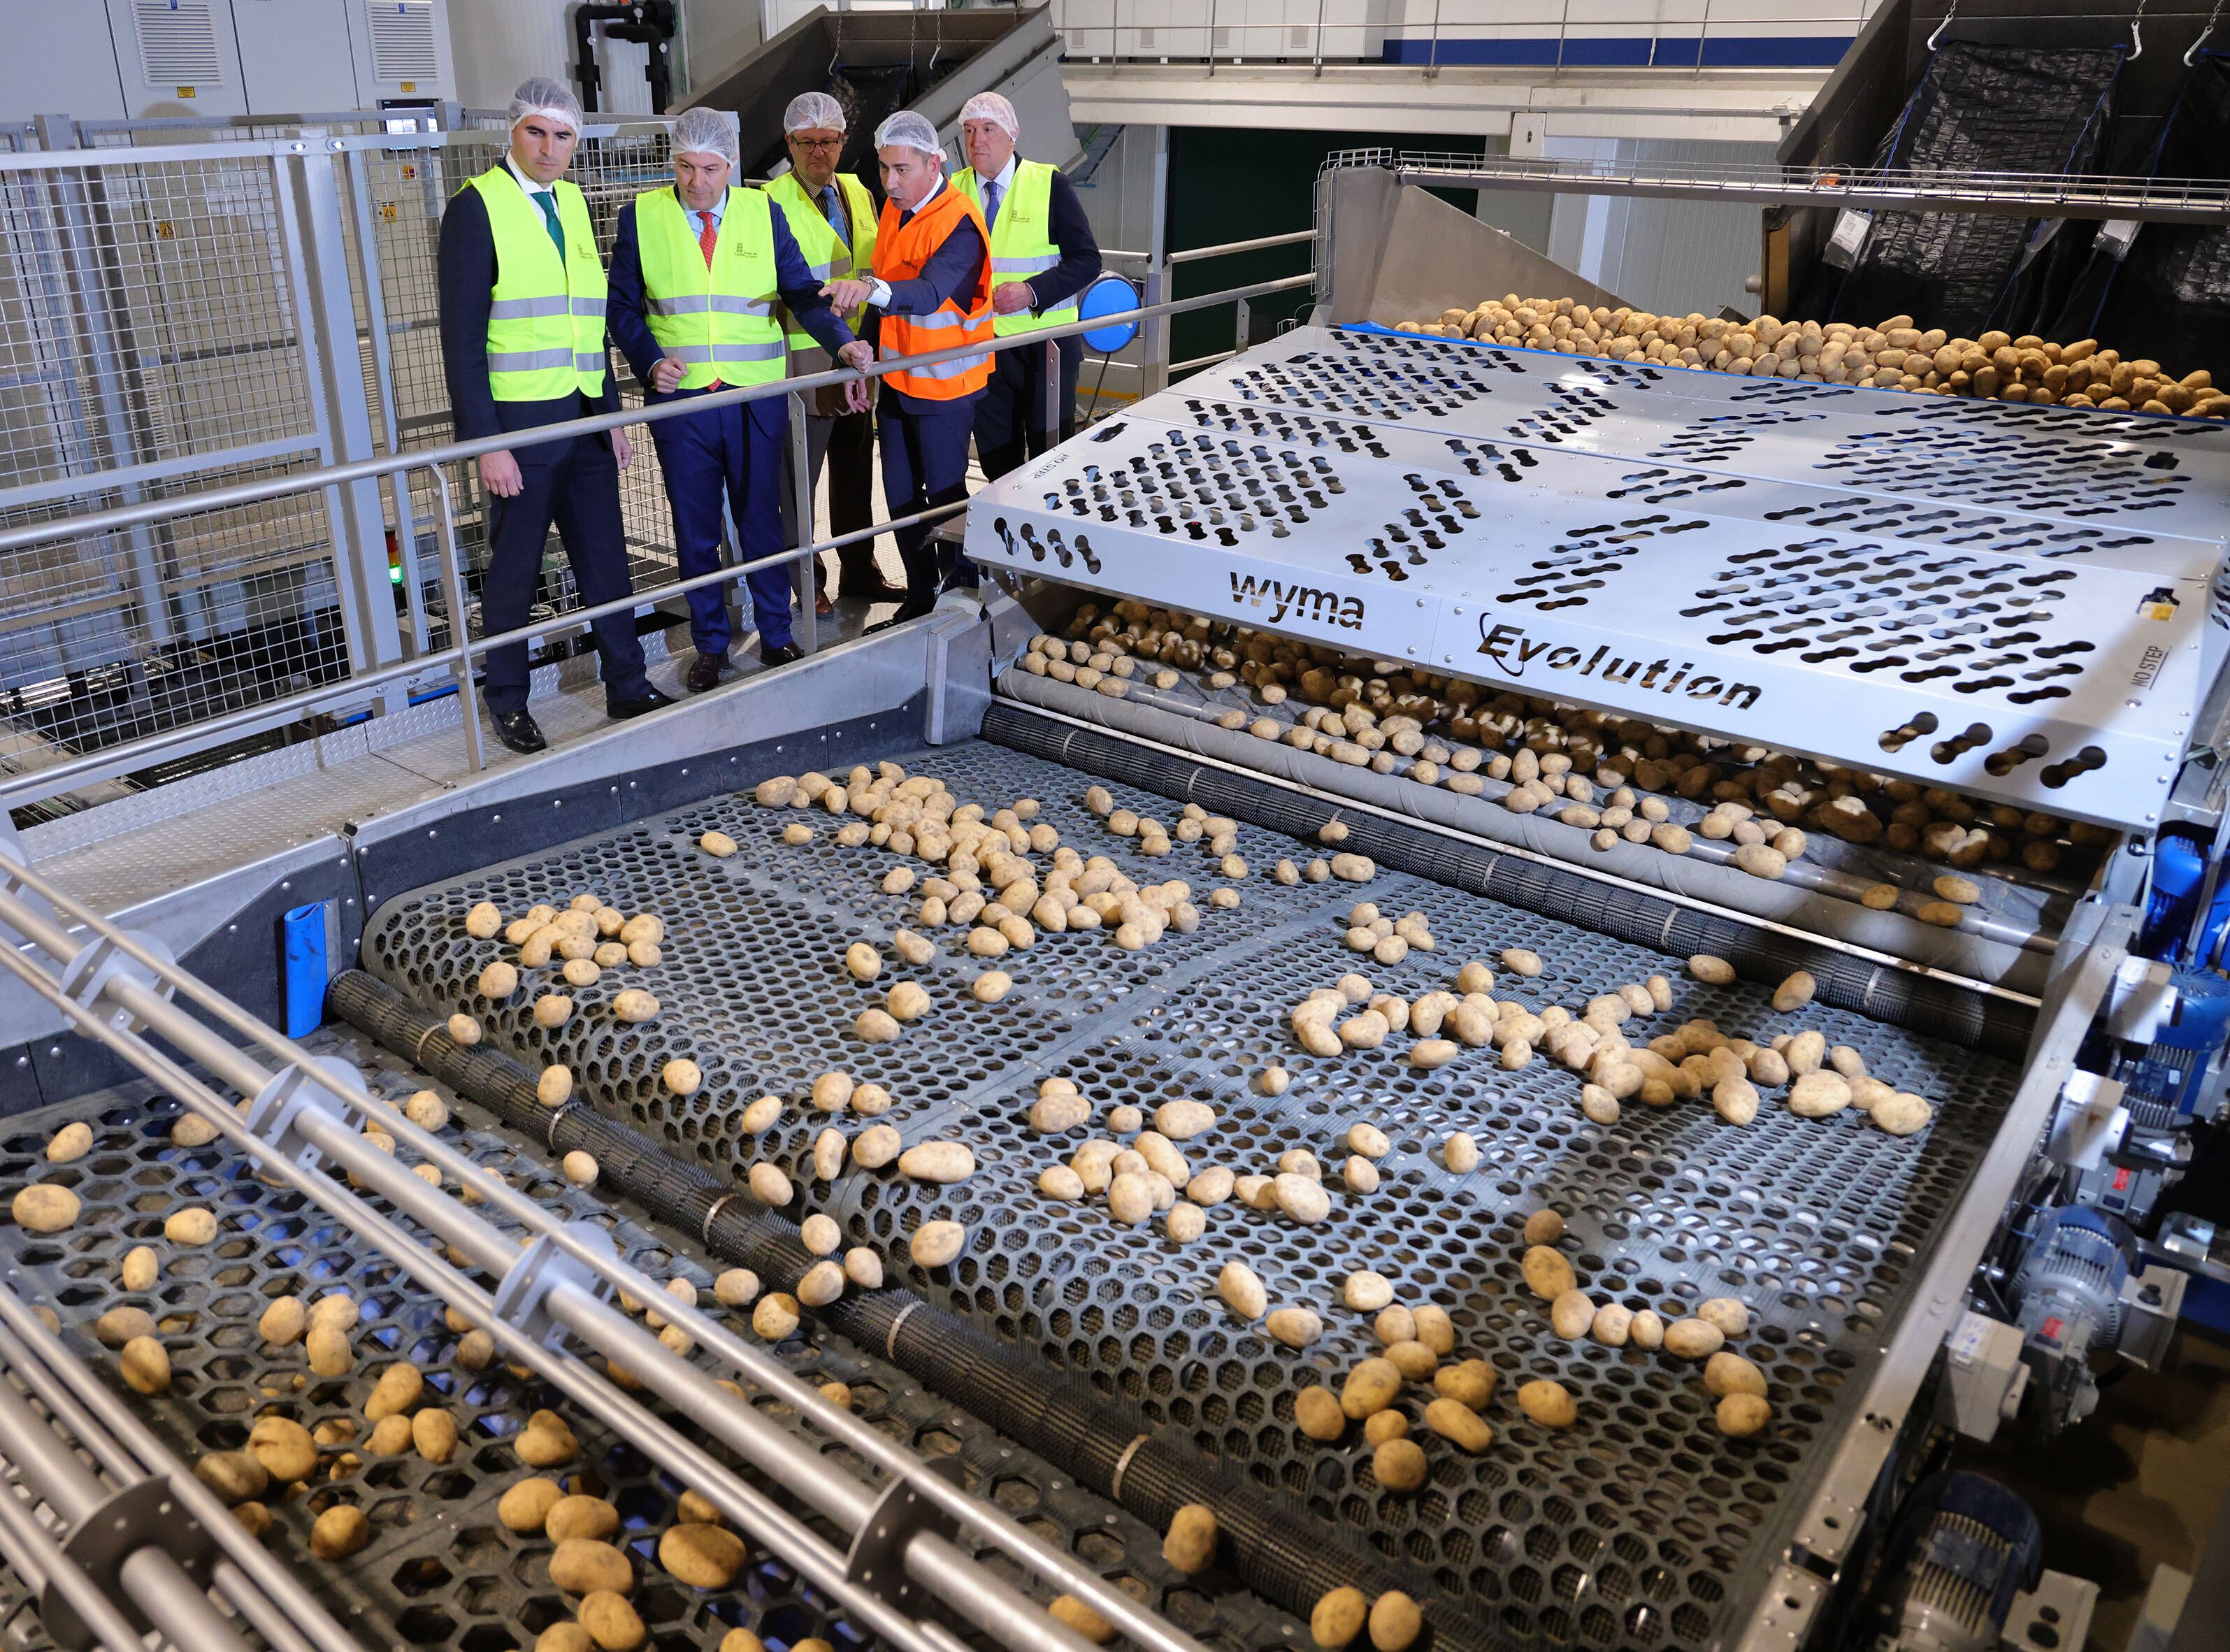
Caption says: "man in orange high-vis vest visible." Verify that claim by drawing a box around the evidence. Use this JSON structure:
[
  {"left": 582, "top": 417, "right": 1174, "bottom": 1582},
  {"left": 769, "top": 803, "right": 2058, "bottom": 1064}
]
[{"left": 821, "top": 110, "right": 991, "bottom": 625}]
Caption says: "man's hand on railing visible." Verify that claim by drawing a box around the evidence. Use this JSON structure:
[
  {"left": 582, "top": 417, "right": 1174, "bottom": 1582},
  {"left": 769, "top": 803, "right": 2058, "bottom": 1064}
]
[
  {"left": 651, "top": 354, "right": 688, "bottom": 394},
  {"left": 822, "top": 278, "right": 875, "bottom": 315},
  {"left": 612, "top": 428, "right": 633, "bottom": 472},
  {"left": 478, "top": 449, "right": 524, "bottom": 499},
  {"left": 837, "top": 340, "right": 875, "bottom": 414}
]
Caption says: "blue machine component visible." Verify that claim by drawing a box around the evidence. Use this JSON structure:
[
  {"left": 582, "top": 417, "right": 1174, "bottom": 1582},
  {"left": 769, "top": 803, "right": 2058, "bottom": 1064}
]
[
  {"left": 281, "top": 901, "right": 328, "bottom": 1038},
  {"left": 2010, "top": 1206, "right": 2137, "bottom": 1431},
  {"left": 2117, "top": 969, "right": 2230, "bottom": 1130},
  {"left": 2138, "top": 827, "right": 2211, "bottom": 961},
  {"left": 1869, "top": 1472, "right": 2044, "bottom": 1651}
]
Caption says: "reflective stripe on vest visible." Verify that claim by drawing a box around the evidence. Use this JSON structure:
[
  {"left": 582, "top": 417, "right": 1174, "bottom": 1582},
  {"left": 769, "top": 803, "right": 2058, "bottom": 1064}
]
[
  {"left": 633, "top": 185, "right": 786, "bottom": 390},
  {"left": 466, "top": 168, "right": 609, "bottom": 401},
  {"left": 871, "top": 182, "right": 993, "bottom": 401},
  {"left": 953, "top": 160, "right": 1079, "bottom": 338},
  {"left": 766, "top": 171, "right": 877, "bottom": 352}
]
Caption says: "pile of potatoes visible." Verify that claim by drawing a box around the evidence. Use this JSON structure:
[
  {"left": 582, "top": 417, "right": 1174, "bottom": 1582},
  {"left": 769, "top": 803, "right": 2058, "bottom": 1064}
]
[
  {"left": 498, "top": 1470, "right": 756, "bottom": 1651},
  {"left": 1516, "top": 1207, "right": 1774, "bottom": 1438},
  {"left": 461, "top": 890, "right": 666, "bottom": 1077},
  {"left": 1393, "top": 294, "right": 2229, "bottom": 418},
  {"left": 1036, "top": 1076, "right": 1386, "bottom": 1253},
  {"left": 1288, "top": 948, "right": 1566, "bottom": 1075},
  {"left": 1050, "top": 601, "right": 2099, "bottom": 889}
]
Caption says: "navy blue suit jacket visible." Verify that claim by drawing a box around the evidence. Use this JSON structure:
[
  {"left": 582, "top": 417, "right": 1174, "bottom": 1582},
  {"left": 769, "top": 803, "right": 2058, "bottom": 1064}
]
[{"left": 607, "top": 189, "right": 857, "bottom": 437}]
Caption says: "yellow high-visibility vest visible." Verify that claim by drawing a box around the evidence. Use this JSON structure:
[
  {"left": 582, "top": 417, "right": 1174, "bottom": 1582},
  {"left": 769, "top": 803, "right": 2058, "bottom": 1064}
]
[
  {"left": 464, "top": 166, "right": 608, "bottom": 401},
  {"left": 954, "top": 159, "right": 1078, "bottom": 338},
  {"left": 632, "top": 185, "right": 786, "bottom": 390},
  {"left": 765, "top": 170, "right": 877, "bottom": 352}
]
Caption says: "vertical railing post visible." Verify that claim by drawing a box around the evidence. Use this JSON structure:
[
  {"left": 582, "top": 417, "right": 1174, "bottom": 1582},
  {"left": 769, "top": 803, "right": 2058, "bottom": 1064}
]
[
  {"left": 787, "top": 390, "right": 817, "bottom": 654},
  {"left": 1139, "top": 126, "right": 1172, "bottom": 398},
  {"left": 430, "top": 468, "right": 486, "bottom": 774}
]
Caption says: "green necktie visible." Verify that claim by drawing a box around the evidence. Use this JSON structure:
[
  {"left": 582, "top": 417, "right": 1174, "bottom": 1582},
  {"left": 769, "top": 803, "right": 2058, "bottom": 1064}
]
[{"left": 533, "top": 190, "right": 564, "bottom": 259}]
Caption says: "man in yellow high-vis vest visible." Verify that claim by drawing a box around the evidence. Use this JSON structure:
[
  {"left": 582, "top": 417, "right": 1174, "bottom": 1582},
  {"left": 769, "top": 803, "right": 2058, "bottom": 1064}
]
[
  {"left": 438, "top": 77, "right": 668, "bottom": 754},
  {"left": 765, "top": 92, "right": 903, "bottom": 613},
  {"left": 608, "top": 107, "right": 872, "bottom": 692},
  {"left": 952, "top": 91, "right": 1101, "bottom": 481}
]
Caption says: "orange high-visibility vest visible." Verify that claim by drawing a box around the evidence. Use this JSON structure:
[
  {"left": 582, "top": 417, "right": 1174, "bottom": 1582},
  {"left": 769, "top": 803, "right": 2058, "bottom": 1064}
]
[{"left": 872, "top": 182, "right": 992, "bottom": 399}]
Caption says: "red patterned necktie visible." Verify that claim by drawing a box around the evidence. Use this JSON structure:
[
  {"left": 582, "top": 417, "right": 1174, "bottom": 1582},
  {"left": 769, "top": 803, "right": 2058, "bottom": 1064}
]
[{"left": 698, "top": 210, "right": 722, "bottom": 389}]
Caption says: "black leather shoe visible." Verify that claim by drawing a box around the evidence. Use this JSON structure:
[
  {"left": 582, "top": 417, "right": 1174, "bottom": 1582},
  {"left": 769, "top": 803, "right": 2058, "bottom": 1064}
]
[
  {"left": 864, "top": 598, "right": 937, "bottom": 635},
  {"left": 686, "top": 653, "right": 728, "bottom": 694},
  {"left": 491, "top": 709, "right": 546, "bottom": 754},
  {"left": 839, "top": 577, "right": 909, "bottom": 603},
  {"left": 760, "top": 642, "right": 805, "bottom": 666},
  {"left": 607, "top": 687, "right": 675, "bottom": 720}
]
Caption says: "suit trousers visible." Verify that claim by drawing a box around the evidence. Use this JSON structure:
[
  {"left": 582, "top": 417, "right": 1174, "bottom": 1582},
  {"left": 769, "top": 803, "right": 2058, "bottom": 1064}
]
[
  {"left": 877, "top": 389, "right": 980, "bottom": 601},
  {"left": 481, "top": 426, "right": 652, "bottom": 716},
  {"left": 974, "top": 333, "right": 1083, "bottom": 482},
  {"left": 647, "top": 388, "right": 792, "bottom": 656}
]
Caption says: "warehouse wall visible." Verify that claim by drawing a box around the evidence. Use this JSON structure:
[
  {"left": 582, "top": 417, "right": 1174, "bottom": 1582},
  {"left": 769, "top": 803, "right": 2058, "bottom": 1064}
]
[{"left": 1544, "top": 136, "right": 1776, "bottom": 317}]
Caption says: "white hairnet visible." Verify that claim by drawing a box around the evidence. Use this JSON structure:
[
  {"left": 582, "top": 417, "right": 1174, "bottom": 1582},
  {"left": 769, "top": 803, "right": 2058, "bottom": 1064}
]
[
  {"left": 784, "top": 91, "right": 845, "bottom": 135},
  {"left": 670, "top": 106, "right": 737, "bottom": 165},
  {"left": 874, "top": 110, "right": 942, "bottom": 158},
  {"left": 958, "top": 91, "right": 1018, "bottom": 141},
  {"left": 508, "top": 77, "right": 582, "bottom": 135}
]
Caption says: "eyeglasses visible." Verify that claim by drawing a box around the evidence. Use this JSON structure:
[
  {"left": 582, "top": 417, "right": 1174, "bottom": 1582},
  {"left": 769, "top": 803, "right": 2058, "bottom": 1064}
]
[{"left": 791, "top": 136, "right": 843, "bottom": 151}]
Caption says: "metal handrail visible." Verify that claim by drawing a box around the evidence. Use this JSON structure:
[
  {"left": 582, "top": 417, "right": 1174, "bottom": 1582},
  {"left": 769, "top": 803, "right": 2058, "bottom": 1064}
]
[
  {"left": 0, "top": 851, "right": 1208, "bottom": 1652},
  {"left": 0, "top": 270, "right": 1316, "bottom": 810}
]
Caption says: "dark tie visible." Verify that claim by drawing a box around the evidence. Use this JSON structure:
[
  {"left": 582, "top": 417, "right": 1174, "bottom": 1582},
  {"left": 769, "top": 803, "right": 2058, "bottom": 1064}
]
[
  {"left": 983, "top": 180, "right": 1002, "bottom": 234},
  {"left": 533, "top": 190, "right": 564, "bottom": 259},
  {"left": 821, "top": 185, "right": 846, "bottom": 244}
]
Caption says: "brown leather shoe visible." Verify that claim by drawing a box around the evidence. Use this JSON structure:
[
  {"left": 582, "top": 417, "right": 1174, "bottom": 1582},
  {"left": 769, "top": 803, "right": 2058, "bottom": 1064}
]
[{"left": 686, "top": 653, "right": 728, "bottom": 694}]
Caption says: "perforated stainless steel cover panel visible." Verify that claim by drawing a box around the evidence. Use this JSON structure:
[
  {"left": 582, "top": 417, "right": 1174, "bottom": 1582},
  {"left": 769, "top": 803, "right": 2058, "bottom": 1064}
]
[
  {"left": 962, "top": 326, "right": 2227, "bottom": 831},
  {"left": 361, "top": 735, "right": 2022, "bottom": 1652}
]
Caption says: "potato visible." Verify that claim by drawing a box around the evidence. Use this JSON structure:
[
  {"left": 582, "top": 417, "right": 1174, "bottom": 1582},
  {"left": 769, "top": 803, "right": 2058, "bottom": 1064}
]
[
  {"left": 1374, "top": 1305, "right": 1416, "bottom": 1346},
  {"left": 11, "top": 1185, "right": 82, "bottom": 1234},
  {"left": 1789, "top": 1072, "right": 1852, "bottom": 1117},
  {"left": 612, "top": 989, "right": 659, "bottom": 1023},
  {"left": 910, "top": 1221, "right": 965, "bottom": 1267},
  {"left": 1425, "top": 1396, "right": 1493, "bottom": 1453},
  {"left": 783, "top": 823, "right": 814, "bottom": 847},
  {"left": 1516, "top": 1379, "right": 1577, "bottom": 1428},
  {"left": 1664, "top": 1317, "right": 1726, "bottom": 1359},
  {"left": 1373, "top": 1437, "right": 1428, "bottom": 1492},
  {"left": 886, "top": 982, "right": 931, "bottom": 1023},
  {"left": 796, "top": 1260, "right": 844, "bottom": 1307},
  {"left": 580, "top": 1593, "right": 646, "bottom": 1652},
  {"left": 1874, "top": 1091, "right": 1934, "bottom": 1135},
  {"left": 515, "top": 1409, "right": 580, "bottom": 1467},
  {"left": 257, "top": 1294, "right": 308, "bottom": 1347},
  {"left": 1688, "top": 954, "right": 1734, "bottom": 985},
  {"left": 1713, "top": 1077, "right": 1760, "bottom": 1126},
  {"left": 310, "top": 1504, "right": 370, "bottom": 1560},
  {"left": 479, "top": 961, "right": 519, "bottom": 1000},
  {"left": 853, "top": 1123, "right": 902, "bottom": 1168},
  {"left": 1344, "top": 1270, "right": 1395, "bottom": 1312},
  {"left": 1369, "top": 1591, "right": 1423, "bottom": 1652},
  {"left": 1313, "top": 1586, "right": 1368, "bottom": 1649},
  {"left": 1383, "top": 1339, "right": 1437, "bottom": 1382},
  {"left": 1049, "top": 1596, "right": 1116, "bottom": 1646},
  {"left": 1772, "top": 970, "right": 1816, "bottom": 1012},
  {"left": 562, "top": 1151, "right": 599, "bottom": 1186},
  {"left": 1341, "top": 1358, "right": 1402, "bottom": 1418},
  {"left": 747, "top": 1161, "right": 793, "bottom": 1207},
  {"left": 1933, "top": 873, "right": 1980, "bottom": 905},
  {"left": 1274, "top": 1173, "right": 1332, "bottom": 1224},
  {"left": 1218, "top": 1260, "right": 1267, "bottom": 1320},
  {"left": 898, "top": 1142, "right": 974, "bottom": 1182},
  {"left": 120, "top": 1335, "right": 170, "bottom": 1395},
  {"left": 1706, "top": 1351, "right": 1767, "bottom": 1398},
  {"left": 500, "top": 1477, "right": 565, "bottom": 1532},
  {"left": 1550, "top": 1289, "right": 1595, "bottom": 1339},
  {"left": 550, "top": 1537, "right": 633, "bottom": 1596},
  {"left": 45, "top": 1121, "right": 93, "bottom": 1163},
  {"left": 1156, "top": 1100, "right": 1216, "bottom": 1141},
  {"left": 1522, "top": 1245, "right": 1576, "bottom": 1301},
  {"left": 1163, "top": 1503, "right": 1218, "bottom": 1574},
  {"left": 1444, "top": 1132, "right": 1480, "bottom": 1172},
  {"left": 1718, "top": 1392, "right": 1771, "bottom": 1437},
  {"left": 1295, "top": 1385, "right": 1347, "bottom": 1441},
  {"left": 96, "top": 1307, "right": 156, "bottom": 1346},
  {"left": 751, "top": 1293, "right": 800, "bottom": 1340},
  {"left": 306, "top": 1323, "right": 354, "bottom": 1377},
  {"left": 120, "top": 1245, "right": 158, "bottom": 1293},
  {"left": 1589, "top": 1302, "right": 1634, "bottom": 1346},
  {"left": 660, "top": 1522, "right": 747, "bottom": 1588},
  {"left": 243, "top": 1415, "right": 315, "bottom": 1484},
  {"left": 1523, "top": 1208, "right": 1565, "bottom": 1245},
  {"left": 1434, "top": 1358, "right": 1496, "bottom": 1409},
  {"left": 466, "top": 900, "right": 504, "bottom": 938},
  {"left": 1785, "top": 1030, "right": 1826, "bottom": 1075},
  {"left": 538, "top": 1067, "right": 574, "bottom": 1107},
  {"left": 1186, "top": 1165, "right": 1235, "bottom": 1206},
  {"left": 408, "top": 1407, "right": 458, "bottom": 1463},
  {"left": 366, "top": 1362, "right": 424, "bottom": 1421},
  {"left": 844, "top": 942, "right": 882, "bottom": 982}
]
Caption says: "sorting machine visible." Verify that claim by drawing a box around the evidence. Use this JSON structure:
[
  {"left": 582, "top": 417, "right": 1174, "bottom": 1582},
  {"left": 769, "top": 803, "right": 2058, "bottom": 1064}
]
[{"left": 6, "top": 319, "right": 2230, "bottom": 1652}]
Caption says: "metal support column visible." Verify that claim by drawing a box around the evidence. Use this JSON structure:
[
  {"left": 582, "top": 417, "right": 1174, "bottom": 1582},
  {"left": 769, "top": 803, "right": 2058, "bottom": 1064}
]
[
  {"left": 786, "top": 389, "right": 817, "bottom": 653},
  {"left": 284, "top": 143, "right": 405, "bottom": 705},
  {"left": 1139, "top": 126, "right": 1172, "bottom": 398},
  {"left": 342, "top": 143, "right": 426, "bottom": 654}
]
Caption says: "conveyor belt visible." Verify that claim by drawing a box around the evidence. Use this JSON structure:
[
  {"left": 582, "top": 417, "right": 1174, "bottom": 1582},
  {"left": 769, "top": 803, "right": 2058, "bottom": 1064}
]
[
  {"left": 358, "top": 728, "right": 2022, "bottom": 1652},
  {"left": 0, "top": 1036, "right": 1291, "bottom": 1652}
]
